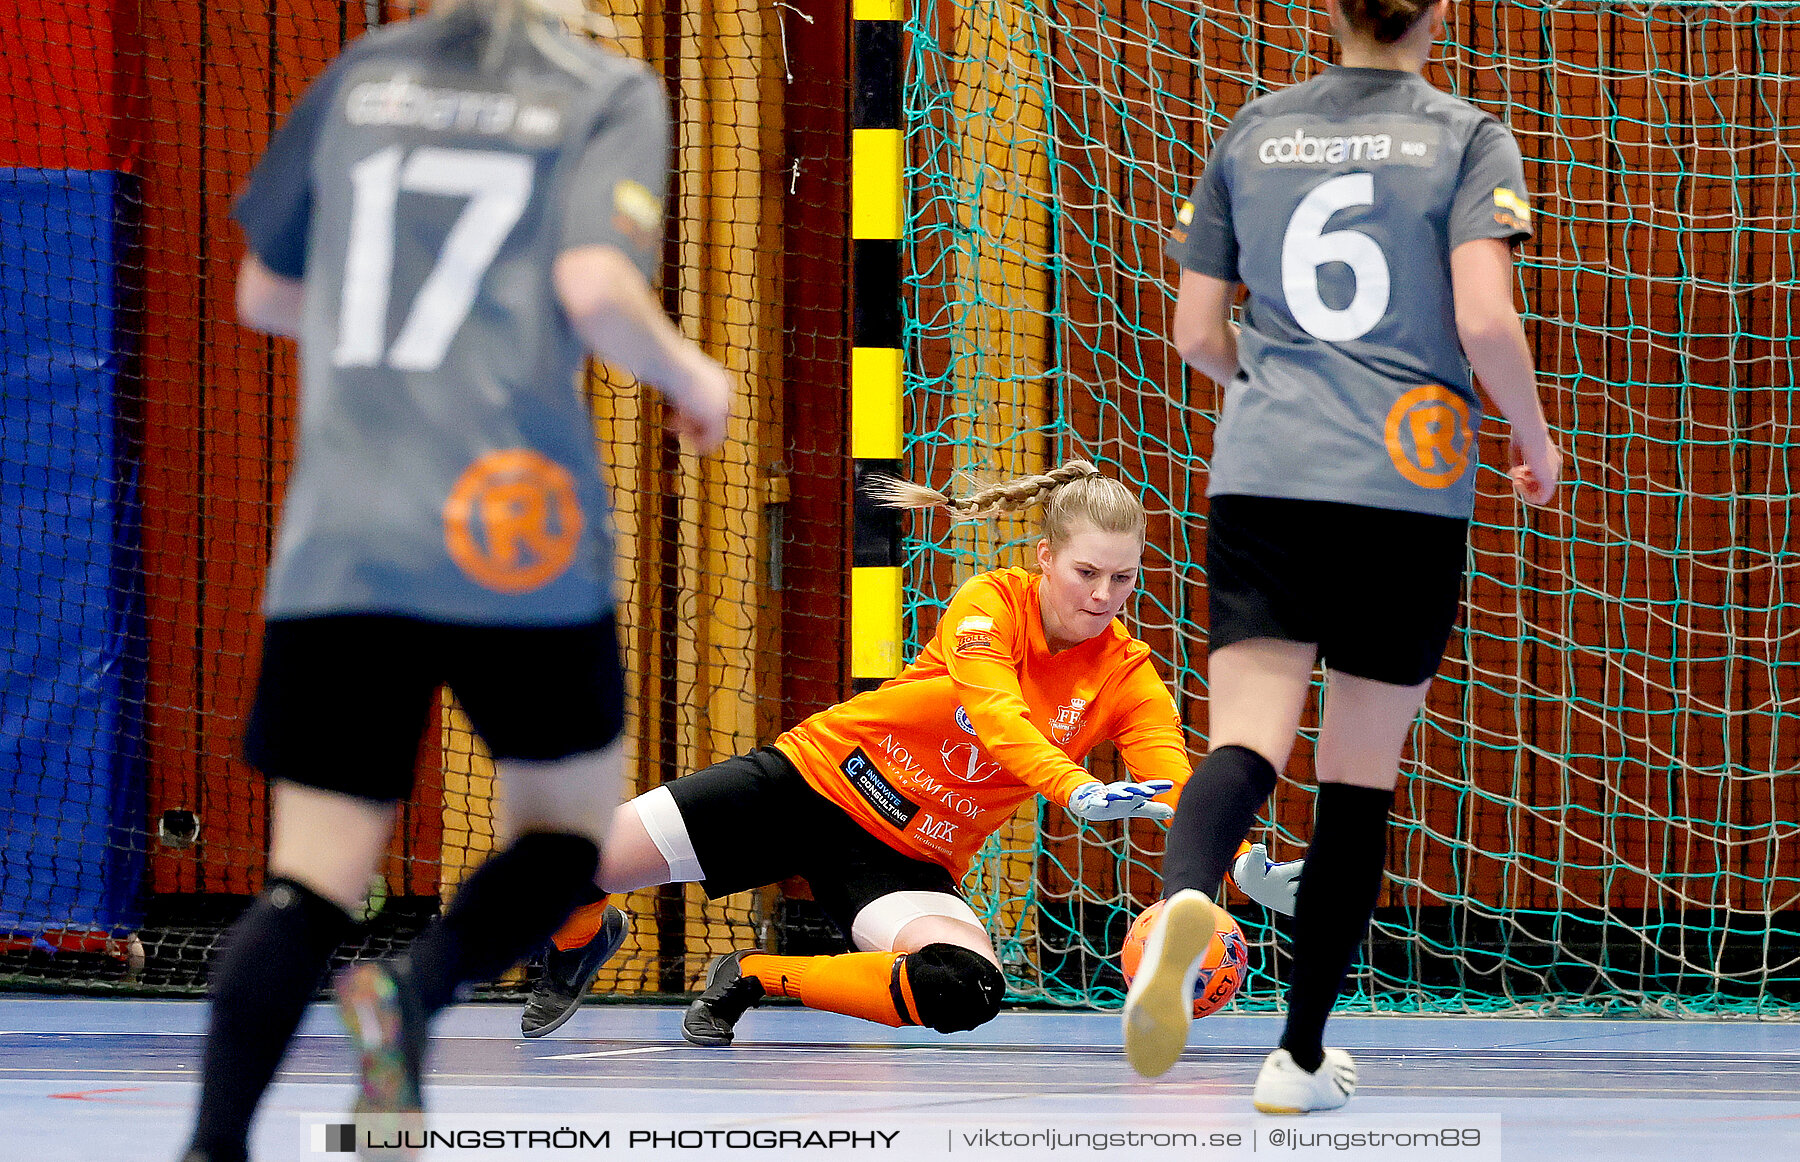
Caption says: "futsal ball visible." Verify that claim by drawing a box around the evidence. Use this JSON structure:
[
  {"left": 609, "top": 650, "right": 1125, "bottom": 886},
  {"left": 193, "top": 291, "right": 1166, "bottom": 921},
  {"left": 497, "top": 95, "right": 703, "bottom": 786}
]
[{"left": 1120, "top": 899, "right": 1249, "bottom": 1019}]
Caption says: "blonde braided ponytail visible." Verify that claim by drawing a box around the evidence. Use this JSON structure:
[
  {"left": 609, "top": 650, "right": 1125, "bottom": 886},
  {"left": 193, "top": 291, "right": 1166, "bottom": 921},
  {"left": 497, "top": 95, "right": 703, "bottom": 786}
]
[{"left": 873, "top": 459, "right": 1144, "bottom": 547}]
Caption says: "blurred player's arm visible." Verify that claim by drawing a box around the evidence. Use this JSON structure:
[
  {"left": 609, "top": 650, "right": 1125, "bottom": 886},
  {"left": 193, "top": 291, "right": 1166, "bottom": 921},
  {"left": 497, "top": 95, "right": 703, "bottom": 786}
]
[
  {"left": 1451, "top": 236, "right": 1559, "bottom": 505},
  {"left": 236, "top": 255, "right": 304, "bottom": 338},
  {"left": 1171, "top": 268, "right": 1239, "bottom": 386},
  {"left": 553, "top": 245, "right": 732, "bottom": 454},
  {"left": 231, "top": 51, "right": 341, "bottom": 342},
  {"left": 556, "top": 67, "right": 732, "bottom": 454}
]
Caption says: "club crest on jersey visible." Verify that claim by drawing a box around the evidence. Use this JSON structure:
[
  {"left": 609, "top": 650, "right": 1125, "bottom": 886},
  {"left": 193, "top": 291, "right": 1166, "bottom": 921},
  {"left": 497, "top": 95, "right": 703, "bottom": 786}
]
[
  {"left": 954, "top": 616, "right": 996, "bottom": 655},
  {"left": 954, "top": 705, "right": 977, "bottom": 735},
  {"left": 612, "top": 180, "right": 664, "bottom": 256},
  {"left": 1170, "top": 200, "right": 1194, "bottom": 243},
  {"left": 1050, "top": 698, "right": 1089, "bottom": 744}
]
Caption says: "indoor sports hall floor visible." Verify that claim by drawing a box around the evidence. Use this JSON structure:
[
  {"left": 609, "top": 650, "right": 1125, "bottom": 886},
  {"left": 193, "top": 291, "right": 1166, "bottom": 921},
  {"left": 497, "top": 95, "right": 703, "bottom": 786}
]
[{"left": 5, "top": 996, "right": 1797, "bottom": 1160}]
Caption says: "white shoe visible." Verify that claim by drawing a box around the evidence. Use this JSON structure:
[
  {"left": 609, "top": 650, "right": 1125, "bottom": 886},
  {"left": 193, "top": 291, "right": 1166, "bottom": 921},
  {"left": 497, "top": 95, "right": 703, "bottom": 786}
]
[
  {"left": 1122, "top": 889, "right": 1216, "bottom": 1078},
  {"left": 1253, "top": 1047, "right": 1357, "bottom": 1114}
]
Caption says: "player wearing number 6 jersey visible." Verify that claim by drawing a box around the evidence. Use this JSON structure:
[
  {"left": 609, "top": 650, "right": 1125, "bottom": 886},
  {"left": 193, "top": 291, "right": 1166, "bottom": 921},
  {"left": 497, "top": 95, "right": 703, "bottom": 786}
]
[
  {"left": 521, "top": 462, "right": 1303, "bottom": 1047},
  {"left": 179, "top": 3, "right": 732, "bottom": 1160},
  {"left": 1123, "top": 0, "right": 1562, "bottom": 1112}
]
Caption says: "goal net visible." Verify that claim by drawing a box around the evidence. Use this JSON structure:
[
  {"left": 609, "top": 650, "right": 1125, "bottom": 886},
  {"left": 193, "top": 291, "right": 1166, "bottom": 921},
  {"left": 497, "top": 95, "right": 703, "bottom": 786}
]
[{"left": 910, "top": 0, "right": 1799, "bottom": 1015}]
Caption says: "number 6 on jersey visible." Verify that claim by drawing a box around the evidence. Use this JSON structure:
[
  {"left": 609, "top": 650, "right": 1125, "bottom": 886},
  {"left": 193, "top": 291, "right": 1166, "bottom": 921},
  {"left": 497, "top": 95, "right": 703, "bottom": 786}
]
[{"left": 1281, "top": 172, "right": 1389, "bottom": 342}]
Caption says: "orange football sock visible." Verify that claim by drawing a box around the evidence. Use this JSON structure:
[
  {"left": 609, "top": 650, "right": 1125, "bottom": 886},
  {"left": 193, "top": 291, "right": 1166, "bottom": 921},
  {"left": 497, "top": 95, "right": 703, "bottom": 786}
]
[
  {"left": 740, "top": 951, "right": 918, "bottom": 1028},
  {"left": 550, "top": 896, "right": 611, "bottom": 952}
]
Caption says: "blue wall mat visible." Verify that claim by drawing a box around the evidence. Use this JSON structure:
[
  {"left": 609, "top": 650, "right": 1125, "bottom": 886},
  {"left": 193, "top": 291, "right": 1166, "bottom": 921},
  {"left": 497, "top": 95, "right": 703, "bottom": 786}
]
[{"left": 0, "top": 167, "right": 144, "bottom": 936}]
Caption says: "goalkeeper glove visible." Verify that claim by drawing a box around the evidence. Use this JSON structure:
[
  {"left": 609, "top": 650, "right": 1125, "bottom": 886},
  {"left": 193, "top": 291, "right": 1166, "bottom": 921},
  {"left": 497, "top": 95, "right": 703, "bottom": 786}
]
[
  {"left": 1231, "top": 841, "right": 1304, "bottom": 916},
  {"left": 1066, "top": 780, "right": 1175, "bottom": 822}
]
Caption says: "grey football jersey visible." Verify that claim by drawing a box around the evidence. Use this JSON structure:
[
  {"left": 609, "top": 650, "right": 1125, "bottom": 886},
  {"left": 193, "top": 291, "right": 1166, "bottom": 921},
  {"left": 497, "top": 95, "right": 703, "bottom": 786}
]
[
  {"left": 1167, "top": 66, "right": 1532, "bottom": 518},
  {"left": 233, "top": 10, "right": 670, "bottom": 624}
]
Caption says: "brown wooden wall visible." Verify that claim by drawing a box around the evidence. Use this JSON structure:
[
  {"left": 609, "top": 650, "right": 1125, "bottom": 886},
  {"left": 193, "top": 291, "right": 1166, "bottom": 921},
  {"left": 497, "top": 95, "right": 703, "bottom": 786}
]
[
  {"left": 133, "top": 2, "right": 394, "bottom": 898},
  {"left": 16, "top": 2, "right": 853, "bottom": 924}
]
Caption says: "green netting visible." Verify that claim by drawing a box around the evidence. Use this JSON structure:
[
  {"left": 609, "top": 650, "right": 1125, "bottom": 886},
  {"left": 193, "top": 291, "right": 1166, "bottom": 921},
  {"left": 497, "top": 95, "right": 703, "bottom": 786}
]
[{"left": 903, "top": 1, "right": 1800, "bottom": 1016}]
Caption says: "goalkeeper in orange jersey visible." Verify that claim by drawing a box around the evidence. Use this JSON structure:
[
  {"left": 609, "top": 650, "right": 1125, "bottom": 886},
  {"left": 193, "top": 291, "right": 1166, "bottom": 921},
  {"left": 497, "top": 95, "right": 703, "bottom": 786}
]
[{"left": 520, "top": 459, "right": 1302, "bottom": 1044}]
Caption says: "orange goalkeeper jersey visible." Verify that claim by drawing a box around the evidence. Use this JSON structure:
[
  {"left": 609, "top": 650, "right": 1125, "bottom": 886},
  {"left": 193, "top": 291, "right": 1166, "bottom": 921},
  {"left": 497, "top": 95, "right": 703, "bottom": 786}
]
[{"left": 774, "top": 567, "right": 1190, "bottom": 875}]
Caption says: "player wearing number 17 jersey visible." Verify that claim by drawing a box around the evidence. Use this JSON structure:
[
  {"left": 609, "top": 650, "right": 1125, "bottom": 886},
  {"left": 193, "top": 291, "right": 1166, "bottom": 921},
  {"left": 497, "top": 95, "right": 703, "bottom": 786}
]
[
  {"left": 1124, "top": 0, "right": 1562, "bottom": 1112},
  {"left": 179, "top": 3, "right": 731, "bottom": 1160}
]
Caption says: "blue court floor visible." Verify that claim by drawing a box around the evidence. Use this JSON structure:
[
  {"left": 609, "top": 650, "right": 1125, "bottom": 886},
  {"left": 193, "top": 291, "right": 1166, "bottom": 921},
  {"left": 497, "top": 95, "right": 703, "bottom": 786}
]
[{"left": 4, "top": 995, "right": 1797, "bottom": 1160}]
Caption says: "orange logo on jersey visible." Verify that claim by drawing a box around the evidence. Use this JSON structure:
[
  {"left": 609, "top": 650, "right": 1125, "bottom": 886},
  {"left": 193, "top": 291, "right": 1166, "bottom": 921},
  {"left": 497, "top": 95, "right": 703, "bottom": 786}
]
[
  {"left": 443, "top": 449, "right": 584, "bottom": 593},
  {"left": 1384, "top": 386, "right": 1472, "bottom": 489}
]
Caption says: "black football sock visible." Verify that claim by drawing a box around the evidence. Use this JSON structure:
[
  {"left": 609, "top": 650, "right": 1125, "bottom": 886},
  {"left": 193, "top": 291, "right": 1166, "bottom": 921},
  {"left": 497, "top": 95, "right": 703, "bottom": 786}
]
[
  {"left": 1161, "top": 744, "right": 1280, "bottom": 899},
  {"left": 185, "top": 878, "right": 355, "bottom": 1161},
  {"left": 402, "top": 831, "right": 601, "bottom": 1016},
  {"left": 1279, "top": 782, "right": 1394, "bottom": 1072}
]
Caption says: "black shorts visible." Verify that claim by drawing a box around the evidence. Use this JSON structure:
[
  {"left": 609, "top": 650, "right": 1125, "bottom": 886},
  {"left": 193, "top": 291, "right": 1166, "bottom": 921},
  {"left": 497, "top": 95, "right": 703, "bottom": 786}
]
[
  {"left": 1206, "top": 494, "right": 1469, "bottom": 687},
  {"left": 665, "top": 746, "right": 960, "bottom": 940},
  {"left": 244, "top": 613, "right": 625, "bottom": 802}
]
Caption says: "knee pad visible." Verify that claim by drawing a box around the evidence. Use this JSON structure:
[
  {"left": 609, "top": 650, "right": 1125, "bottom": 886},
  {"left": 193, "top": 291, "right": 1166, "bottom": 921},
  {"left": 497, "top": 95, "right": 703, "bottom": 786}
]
[{"left": 900, "top": 944, "right": 1005, "bottom": 1033}]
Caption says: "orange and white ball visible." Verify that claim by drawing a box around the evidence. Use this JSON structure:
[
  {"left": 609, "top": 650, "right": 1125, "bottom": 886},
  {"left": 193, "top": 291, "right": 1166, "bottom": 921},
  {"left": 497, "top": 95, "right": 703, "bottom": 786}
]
[{"left": 1121, "top": 898, "right": 1249, "bottom": 1019}]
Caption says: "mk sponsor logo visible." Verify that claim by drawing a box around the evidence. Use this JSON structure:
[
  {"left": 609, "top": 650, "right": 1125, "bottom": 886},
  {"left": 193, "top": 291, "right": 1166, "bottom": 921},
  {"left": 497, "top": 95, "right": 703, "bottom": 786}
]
[{"left": 916, "top": 813, "right": 960, "bottom": 845}]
